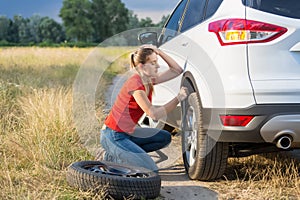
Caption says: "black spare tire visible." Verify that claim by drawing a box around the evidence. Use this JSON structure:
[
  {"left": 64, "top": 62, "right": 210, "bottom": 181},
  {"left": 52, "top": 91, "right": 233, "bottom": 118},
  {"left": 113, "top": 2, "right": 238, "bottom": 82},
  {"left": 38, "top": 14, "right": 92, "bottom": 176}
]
[{"left": 66, "top": 160, "right": 161, "bottom": 199}]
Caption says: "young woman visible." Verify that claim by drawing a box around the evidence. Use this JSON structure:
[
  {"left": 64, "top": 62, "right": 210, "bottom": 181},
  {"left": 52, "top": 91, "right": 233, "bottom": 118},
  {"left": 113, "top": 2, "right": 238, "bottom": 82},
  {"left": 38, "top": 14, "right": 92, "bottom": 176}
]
[{"left": 100, "top": 45, "right": 188, "bottom": 172}]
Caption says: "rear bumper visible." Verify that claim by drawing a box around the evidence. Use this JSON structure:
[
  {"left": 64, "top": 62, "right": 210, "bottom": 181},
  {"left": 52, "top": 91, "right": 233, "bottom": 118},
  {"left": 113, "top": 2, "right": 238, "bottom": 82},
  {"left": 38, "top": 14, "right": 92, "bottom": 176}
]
[{"left": 203, "top": 104, "right": 300, "bottom": 148}]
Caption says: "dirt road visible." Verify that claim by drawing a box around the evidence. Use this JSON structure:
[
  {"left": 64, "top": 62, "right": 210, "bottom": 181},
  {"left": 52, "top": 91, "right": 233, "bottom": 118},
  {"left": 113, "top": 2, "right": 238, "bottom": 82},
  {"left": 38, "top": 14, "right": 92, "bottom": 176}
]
[
  {"left": 148, "top": 135, "right": 218, "bottom": 200},
  {"left": 159, "top": 164, "right": 218, "bottom": 200}
]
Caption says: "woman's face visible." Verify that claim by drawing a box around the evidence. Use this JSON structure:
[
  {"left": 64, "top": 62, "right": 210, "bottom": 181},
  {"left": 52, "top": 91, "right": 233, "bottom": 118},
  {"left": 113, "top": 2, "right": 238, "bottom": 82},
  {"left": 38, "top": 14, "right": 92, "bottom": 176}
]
[{"left": 142, "top": 52, "right": 159, "bottom": 77}]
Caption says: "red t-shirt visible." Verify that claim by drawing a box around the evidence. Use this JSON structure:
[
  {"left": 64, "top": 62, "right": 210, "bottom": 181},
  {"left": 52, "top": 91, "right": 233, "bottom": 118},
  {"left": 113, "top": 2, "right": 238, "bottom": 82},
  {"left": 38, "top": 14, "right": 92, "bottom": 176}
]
[{"left": 105, "top": 73, "right": 152, "bottom": 133}]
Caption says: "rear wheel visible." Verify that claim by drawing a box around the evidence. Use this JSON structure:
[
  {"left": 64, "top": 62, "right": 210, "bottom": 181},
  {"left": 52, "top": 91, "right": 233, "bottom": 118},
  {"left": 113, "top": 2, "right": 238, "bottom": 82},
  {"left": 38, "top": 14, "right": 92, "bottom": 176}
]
[{"left": 181, "top": 92, "right": 229, "bottom": 181}]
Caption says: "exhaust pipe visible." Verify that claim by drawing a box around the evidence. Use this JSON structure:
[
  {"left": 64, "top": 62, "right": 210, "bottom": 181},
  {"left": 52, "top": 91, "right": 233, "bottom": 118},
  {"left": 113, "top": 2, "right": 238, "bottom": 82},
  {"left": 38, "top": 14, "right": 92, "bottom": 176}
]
[{"left": 276, "top": 136, "right": 292, "bottom": 149}]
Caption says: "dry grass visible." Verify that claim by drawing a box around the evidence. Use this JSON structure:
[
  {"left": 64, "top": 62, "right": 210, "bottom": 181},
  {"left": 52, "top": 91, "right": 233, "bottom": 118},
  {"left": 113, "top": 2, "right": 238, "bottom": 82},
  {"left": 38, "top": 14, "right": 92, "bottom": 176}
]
[
  {"left": 209, "top": 154, "right": 300, "bottom": 200},
  {"left": 0, "top": 47, "right": 129, "bottom": 199},
  {"left": 0, "top": 47, "right": 89, "bottom": 69},
  {"left": 1, "top": 47, "right": 299, "bottom": 199},
  {"left": 0, "top": 47, "right": 89, "bottom": 89}
]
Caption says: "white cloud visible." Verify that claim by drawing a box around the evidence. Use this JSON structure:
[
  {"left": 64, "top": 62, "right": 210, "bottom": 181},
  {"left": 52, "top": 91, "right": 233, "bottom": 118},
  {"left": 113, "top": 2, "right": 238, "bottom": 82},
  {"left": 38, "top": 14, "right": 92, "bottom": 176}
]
[
  {"left": 121, "top": 0, "right": 178, "bottom": 11},
  {"left": 121, "top": 0, "right": 178, "bottom": 22},
  {"left": 134, "top": 9, "right": 171, "bottom": 23}
]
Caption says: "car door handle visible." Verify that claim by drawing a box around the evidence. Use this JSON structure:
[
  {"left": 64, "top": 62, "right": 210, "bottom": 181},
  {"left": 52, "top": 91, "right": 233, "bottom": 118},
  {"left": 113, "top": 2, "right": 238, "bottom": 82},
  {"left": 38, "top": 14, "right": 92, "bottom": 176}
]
[
  {"left": 290, "top": 42, "right": 300, "bottom": 52},
  {"left": 181, "top": 42, "right": 189, "bottom": 47}
]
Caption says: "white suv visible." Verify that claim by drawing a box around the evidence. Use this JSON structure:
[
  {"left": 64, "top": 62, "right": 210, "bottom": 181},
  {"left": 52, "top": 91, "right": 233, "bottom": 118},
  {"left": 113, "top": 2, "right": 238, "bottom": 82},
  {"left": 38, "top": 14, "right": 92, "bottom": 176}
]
[{"left": 139, "top": 0, "right": 300, "bottom": 181}]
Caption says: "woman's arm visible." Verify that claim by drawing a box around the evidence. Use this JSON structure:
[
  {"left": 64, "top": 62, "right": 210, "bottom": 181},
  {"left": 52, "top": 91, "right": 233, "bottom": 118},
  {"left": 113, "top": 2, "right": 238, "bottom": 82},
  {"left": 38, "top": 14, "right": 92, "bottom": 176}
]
[
  {"left": 154, "top": 49, "right": 183, "bottom": 84},
  {"left": 132, "top": 87, "right": 188, "bottom": 121},
  {"left": 142, "top": 45, "right": 183, "bottom": 84}
]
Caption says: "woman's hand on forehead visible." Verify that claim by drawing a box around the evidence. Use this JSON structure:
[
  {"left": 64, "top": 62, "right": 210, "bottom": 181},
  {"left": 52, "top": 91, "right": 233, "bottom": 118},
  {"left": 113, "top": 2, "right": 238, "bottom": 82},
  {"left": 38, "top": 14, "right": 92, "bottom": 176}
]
[{"left": 141, "top": 44, "right": 159, "bottom": 54}]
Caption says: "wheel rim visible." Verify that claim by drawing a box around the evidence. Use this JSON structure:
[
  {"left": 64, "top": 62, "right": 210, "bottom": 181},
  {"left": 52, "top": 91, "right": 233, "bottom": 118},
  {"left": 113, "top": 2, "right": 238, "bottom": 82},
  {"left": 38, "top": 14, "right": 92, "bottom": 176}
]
[
  {"left": 184, "top": 106, "right": 197, "bottom": 167},
  {"left": 84, "top": 163, "right": 149, "bottom": 178}
]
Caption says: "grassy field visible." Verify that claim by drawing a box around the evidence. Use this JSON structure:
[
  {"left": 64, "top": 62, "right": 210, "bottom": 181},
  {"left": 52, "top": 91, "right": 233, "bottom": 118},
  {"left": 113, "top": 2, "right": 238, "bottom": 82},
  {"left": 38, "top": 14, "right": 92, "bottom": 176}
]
[
  {"left": 0, "top": 47, "right": 130, "bottom": 199},
  {"left": 0, "top": 47, "right": 299, "bottom": 199}
]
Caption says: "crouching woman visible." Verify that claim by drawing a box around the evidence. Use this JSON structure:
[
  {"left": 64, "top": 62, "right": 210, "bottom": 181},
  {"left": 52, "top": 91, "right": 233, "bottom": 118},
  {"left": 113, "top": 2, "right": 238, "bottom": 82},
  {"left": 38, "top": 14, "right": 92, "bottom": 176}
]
[{"left": 100, "top": 45, "right": 188, "bottom": 172}]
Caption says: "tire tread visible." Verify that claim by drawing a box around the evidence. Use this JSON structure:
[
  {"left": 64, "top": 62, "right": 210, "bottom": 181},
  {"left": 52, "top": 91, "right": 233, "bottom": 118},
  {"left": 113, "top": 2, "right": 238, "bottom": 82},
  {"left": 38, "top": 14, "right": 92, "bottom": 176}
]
[
  {"left": 66, "top": 160, "right": 161, "bottom": 199},
  {"left": 182, "top": 92, "right": 229, "bottom": 181}
]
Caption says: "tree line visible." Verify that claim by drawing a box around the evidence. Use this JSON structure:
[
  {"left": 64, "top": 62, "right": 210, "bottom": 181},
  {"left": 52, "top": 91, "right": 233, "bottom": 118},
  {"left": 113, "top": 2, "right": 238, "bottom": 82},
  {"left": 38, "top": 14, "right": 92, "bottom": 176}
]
[{"left": 0, "top": 0, "right": 168, "bottom": 46}]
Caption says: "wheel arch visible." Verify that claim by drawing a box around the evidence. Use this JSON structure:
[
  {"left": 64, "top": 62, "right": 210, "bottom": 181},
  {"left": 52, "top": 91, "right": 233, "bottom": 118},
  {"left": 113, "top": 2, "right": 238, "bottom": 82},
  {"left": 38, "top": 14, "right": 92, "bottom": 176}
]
[
  {"left": 181, "top": 71, "right": 197, "bottom": 92},
  {"left": 181, "top": 71, "right": 204, "bottom": 108}
]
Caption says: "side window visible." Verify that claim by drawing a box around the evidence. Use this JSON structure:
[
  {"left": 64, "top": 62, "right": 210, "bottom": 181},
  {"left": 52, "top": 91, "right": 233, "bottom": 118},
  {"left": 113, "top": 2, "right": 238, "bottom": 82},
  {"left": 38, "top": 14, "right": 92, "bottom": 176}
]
[
  {"left": 160, "top": 0, "right": 188, "bottom": 44},
  {"left": 180, "top": 0, "right": 207, "bottom": 32},
  {"left": 165, "top": 0, "right": 188, "bottom": 31},
  {"left": 205, "top": 0, "right": 223, "bottom": 19}
]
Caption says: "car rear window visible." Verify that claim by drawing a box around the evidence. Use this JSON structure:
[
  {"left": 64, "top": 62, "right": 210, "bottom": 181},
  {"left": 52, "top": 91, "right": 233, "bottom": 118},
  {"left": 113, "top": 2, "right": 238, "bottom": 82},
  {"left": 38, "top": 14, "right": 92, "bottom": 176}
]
[{"left": 242, "top": 0, "right": 300, "bottom": 19}]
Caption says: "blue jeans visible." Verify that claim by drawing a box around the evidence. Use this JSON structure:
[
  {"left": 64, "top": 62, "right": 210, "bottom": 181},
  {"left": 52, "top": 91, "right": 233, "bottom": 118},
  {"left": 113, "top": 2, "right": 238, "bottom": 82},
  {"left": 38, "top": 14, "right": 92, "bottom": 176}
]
[{"left": 100, "top": 126, "right": 171, "bottom": 172}]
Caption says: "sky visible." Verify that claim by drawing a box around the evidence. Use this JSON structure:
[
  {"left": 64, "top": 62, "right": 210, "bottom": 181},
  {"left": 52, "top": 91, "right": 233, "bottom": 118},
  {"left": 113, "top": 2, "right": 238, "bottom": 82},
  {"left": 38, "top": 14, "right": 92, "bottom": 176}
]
[{"left": 0, "top": 0, "right": 179, "bottom": 23}]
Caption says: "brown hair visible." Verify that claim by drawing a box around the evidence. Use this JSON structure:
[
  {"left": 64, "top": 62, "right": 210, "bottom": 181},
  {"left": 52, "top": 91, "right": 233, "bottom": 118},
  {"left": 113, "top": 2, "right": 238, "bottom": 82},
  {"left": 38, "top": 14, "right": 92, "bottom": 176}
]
[
  {"left": 130, "top": 48, "right": 154, "bottom": 68},
  {"left": 130, "top": 47, "right": 155, "bottom": 95}
]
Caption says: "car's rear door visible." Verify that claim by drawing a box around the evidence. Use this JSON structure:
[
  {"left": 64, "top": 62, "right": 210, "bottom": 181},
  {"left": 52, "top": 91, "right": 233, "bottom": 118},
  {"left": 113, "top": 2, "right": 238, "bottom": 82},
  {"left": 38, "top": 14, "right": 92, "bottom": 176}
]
[{"left": 245, "top": 0, "right": 300, "bottom": 103}]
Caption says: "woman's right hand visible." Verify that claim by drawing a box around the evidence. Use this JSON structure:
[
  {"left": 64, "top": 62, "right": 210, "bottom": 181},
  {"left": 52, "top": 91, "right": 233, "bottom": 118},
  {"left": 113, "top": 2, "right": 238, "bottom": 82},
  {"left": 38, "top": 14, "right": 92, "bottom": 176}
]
[{"left": 177, "top": 87, "right": 188, "bottom": 102}]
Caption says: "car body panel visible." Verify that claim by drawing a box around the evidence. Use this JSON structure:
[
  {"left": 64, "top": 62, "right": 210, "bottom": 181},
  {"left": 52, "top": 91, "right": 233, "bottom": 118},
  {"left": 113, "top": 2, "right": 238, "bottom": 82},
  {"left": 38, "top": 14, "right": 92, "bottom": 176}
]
[
  {"left": 142, "top": 0, "right": 300, "bottom": 148},
  {"left": 155, "top": 0, "right": 255, "bottom": 109},
  {"left": 246, "top": 5, "right": 300, "bottom": 103}
]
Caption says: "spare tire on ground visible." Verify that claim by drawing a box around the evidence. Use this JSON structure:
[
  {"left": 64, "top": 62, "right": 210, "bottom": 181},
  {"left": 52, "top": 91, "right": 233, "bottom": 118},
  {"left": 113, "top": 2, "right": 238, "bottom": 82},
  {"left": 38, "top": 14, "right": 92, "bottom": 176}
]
[{"left": 66, "top": 160, "right": 161, "bottom": 199}]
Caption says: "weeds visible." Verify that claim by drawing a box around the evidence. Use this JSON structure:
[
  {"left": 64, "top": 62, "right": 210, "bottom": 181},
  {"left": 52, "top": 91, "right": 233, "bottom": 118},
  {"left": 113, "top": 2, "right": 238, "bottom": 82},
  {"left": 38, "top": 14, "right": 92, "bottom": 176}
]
[
  {"left": 0, "top": 47, "right": 128, "bottom": 199},
  {"left": 213, "top": 154, "right": 300, "bottom": 200}
]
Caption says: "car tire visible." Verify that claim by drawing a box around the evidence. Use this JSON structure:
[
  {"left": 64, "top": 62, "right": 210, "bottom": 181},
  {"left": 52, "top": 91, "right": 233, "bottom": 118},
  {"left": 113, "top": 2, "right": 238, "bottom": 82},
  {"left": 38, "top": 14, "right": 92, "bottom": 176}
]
[
  {"left": 181, "top": 92, "right": 229, "bottom": 181},
  {"left": 66, "top": 160, "right": 161, "bottom": 199}
]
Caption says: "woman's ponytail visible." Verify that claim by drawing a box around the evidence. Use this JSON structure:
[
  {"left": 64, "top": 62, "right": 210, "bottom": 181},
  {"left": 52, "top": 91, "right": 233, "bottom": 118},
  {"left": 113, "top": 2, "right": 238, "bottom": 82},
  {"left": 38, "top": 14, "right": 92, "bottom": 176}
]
[
  {"left": 130, "top": 48, "right": 155, "bottom": 95},
  {"left": 130, "top": 52, "right": 136, "bottom": 69}
]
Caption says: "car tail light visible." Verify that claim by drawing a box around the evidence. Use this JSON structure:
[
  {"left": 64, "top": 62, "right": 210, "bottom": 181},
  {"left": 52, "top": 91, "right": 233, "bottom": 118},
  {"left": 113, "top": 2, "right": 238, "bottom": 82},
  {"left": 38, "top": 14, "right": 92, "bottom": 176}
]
[
  {"left": 208, "top": 18, "right": 287, "bottom": 46},
  {"left": 220, "top": 115, "right": 254, "bottom": 127}
]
